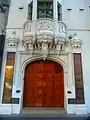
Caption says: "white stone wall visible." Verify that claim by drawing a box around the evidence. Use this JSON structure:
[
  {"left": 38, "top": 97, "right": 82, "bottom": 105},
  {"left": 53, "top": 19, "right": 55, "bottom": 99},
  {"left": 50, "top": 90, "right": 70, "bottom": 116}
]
[{"left": 63, "top": 0, "right": 90, "bottom": 113}]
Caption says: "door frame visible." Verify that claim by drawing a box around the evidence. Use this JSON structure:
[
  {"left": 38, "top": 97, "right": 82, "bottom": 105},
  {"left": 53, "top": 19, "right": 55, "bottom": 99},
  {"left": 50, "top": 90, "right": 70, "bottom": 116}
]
[{"left": 20, "top": 56, "right": 68, "bottom": 111}]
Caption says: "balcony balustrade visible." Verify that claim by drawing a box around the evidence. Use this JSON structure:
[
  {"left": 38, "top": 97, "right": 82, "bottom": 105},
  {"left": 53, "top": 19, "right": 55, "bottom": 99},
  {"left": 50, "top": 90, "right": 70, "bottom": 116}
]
[{"left": 23, "top": 19, "right": 67, "bottom": 56}]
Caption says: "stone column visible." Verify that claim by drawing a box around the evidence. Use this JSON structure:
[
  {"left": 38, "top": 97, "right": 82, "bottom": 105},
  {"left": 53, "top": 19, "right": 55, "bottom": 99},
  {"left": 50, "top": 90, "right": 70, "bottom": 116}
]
[
  {"left": 66, "top": 52, "right": 76, "bottom": 100},
  {"left": 0, "top": 52, "right": 7, "bottom": 103},
  {"left": 13, "top": 52, "right": 21, "bottom": 91},
  {"left": 32, "top": 0, "right": 37, "bottom": 20},
  {"left": 53, "top": 0, "right": 58, "bottom": 21},
  {"left": 68, "top": 52, "right": 73, "bottom": 88},
  {"left": 53, "top": 0, "right": 58, "bottom": 38}
]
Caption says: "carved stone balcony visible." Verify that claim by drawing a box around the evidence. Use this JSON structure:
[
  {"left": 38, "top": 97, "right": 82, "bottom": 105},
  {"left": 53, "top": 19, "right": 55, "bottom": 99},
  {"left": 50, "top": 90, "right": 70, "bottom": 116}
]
[{"left": 23, "top": 19, "right": 67, "bottom": 56}]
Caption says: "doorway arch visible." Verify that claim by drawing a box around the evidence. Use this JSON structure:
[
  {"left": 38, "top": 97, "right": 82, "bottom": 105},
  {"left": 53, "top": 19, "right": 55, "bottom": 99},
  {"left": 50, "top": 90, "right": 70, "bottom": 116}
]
[{"left": 23, "top": 59, "right": 64, "bottom": 107}]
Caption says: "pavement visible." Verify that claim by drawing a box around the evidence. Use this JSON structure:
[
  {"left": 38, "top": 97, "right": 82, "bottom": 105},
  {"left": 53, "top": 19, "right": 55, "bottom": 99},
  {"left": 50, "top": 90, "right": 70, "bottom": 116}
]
[{"left": 0, "top": 114, "right": 90, "bottom": 120}]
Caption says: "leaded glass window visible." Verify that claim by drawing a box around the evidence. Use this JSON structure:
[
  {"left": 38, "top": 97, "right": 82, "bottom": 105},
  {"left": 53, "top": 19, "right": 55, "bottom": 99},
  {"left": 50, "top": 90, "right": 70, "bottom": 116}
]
[{"left": 37, "top": 0, "right": 53, "bottom": 19}]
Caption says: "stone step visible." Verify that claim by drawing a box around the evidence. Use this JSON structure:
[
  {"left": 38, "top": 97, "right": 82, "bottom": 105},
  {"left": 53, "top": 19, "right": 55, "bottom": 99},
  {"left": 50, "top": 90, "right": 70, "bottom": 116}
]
[{"left": 21, "top": 107, "right": 66, "bottom": 116}]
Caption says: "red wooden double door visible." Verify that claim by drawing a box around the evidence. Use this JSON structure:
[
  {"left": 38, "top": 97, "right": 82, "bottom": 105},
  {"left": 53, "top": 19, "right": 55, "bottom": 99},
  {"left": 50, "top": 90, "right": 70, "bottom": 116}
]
[{"left": 23, "top": 60, "right": 64, "bottom": 107}]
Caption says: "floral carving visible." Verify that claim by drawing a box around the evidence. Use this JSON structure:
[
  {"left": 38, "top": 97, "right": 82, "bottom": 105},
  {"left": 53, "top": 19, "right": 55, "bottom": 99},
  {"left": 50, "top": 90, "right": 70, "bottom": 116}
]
[{"left": 37, "top": 21, "right": 53, "bottom": 31}]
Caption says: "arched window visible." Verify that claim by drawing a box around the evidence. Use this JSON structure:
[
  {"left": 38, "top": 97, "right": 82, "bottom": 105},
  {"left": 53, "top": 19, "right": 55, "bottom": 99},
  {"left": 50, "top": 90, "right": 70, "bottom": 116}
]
[
  {"left": 37, "top": 0, "right": 53, "bottom": 19},
  {"left": 57, "top": 2, "right": 62, "bottom": 21},
  {"left": 28, "top": 1, "right": 33, "bottom": 20}
]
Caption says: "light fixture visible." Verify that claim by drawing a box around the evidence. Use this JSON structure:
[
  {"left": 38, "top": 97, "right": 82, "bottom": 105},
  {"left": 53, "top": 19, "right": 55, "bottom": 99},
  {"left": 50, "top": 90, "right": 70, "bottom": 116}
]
[{"left": 6, "top": 66, "right": 13, "bottom": 69}]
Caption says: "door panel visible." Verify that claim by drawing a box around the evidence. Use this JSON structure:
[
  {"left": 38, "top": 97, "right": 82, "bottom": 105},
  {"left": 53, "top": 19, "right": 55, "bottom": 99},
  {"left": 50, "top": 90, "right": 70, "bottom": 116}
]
[
  {"left": 34, "top": 74, "right": 43, "bottom": 106},
  {"left": 23, "top": 60, "right": 64, "bottom": 107},
  {"left": 54, "top": 72, "right": 64, "bottom": 106},
  {"left": 43, "top": 61, "right": 54, "bottom": 106}
]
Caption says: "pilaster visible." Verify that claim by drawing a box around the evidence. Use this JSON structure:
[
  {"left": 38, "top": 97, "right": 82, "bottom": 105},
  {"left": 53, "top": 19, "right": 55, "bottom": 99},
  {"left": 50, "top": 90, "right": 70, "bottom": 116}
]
[
  {"left": 32, "top": 0, "right": 37, "bottom": 20},
  {"left": 53, "top": 0, "right": 58, "bottom": 21}
]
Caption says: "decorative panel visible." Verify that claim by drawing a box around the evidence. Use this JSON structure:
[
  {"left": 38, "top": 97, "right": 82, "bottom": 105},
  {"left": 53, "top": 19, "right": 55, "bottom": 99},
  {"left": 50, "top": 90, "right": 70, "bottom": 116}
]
[
  {"left": 11, "top": 98, "right": 19, "bottom": 104},
  {"left": 74, "top": 53, "right": 85, "bottom": 104},
  {"left": 2, "top": 52, "right": 15, "bottom": 103}
]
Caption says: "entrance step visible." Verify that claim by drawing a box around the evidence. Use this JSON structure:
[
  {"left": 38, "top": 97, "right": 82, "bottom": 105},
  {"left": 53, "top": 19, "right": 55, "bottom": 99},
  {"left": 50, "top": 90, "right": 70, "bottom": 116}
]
[{"left": 21, "top": 107, "right": 66, "bottom": 116}]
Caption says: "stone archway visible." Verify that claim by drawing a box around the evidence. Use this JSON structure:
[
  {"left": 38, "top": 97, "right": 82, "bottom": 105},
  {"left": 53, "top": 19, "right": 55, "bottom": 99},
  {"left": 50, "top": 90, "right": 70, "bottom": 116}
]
[{"left": 23, "top": 59, "right": 64, "bottom": 107}]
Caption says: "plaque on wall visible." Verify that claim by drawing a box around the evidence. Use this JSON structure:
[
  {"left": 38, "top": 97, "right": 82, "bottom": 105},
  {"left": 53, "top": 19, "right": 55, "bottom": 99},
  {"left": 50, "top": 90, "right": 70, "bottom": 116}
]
[{"left": 11, "top": 98, "right": 19, "bottom": 104}]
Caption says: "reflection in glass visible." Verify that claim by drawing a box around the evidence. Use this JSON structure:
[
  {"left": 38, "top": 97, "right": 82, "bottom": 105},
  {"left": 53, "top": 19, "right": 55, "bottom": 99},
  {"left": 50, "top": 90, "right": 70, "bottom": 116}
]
[
  {"left": 57, "top": 2, "right": 62, "bottom": 21},
  {"left": 28, "top": 1, "right": 33, "bottom": 20},
  {"left": 2, "top": 52, "right": 15, "bottom": 104},
  {"left": 37, "top": 0, "right": 53, "bottom": 19}
]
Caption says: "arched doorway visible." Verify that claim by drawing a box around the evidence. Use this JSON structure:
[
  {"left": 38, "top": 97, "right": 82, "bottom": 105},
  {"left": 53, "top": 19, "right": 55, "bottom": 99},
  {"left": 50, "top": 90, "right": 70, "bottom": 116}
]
[{"left": 23, "top": 60, "right": 64, "bottom": 107}]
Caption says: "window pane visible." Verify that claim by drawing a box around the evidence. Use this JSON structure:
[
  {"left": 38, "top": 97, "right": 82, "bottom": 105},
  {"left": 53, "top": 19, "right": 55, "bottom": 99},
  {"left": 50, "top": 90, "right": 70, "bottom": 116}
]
[
  {"left": 2, "top": 52, "right": 15, "bottom": 104},
  {"left": 0, "top": 56, "right": 2, "bottom": 78},
  {"left": 57, "top": 2, "right": 62, "bottom": 21},
  {"left": 28, "top": 1, "right": 33, "bottom": 20},
  {"left": 37, "top": 0, "right": 53, "bottom": 19},
  {"left": 0, "top": 35, "right": 5, "bottom": 80}
]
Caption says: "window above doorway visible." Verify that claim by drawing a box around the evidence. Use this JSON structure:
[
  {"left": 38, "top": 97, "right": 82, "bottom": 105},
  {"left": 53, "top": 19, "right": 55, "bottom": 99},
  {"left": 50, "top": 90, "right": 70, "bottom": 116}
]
[
  {"left": 37, "top": 0, "right": 53, "bottom": 19},
  {"left": 57, "top": 2, "right": 62, "bottom": 21},
  {"left": 28, "top": 1, "right": 33, "bottom": 20}
]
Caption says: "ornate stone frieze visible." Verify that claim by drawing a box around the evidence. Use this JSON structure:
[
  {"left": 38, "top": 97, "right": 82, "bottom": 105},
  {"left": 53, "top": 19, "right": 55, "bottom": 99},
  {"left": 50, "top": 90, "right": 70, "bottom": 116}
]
[
  {"left": 23, "top": 19, "right": 66, "bottom": 39},
  {"left": 37, "top": 20, "right": 53, "bottom": 31},
  {"left": 23, "top": 33, "right": 66, "bottom": 56},
  {"left": 23, "top": 19, "right": 67, "bottom": 56}
]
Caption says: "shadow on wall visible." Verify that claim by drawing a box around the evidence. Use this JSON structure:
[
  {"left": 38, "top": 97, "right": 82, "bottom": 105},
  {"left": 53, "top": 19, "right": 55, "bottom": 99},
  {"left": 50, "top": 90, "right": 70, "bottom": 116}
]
[{"left": 0, "top": 35, "right": 5, "bottom": 80}]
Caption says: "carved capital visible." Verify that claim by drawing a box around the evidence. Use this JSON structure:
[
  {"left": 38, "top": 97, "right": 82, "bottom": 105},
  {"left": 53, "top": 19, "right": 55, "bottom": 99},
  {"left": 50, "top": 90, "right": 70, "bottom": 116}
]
[
  {"left": 7, "top": 31, "right": 19, "bottom": 48},
  {"left": 70, "top": 33, "right": 82, "bottom": 48},
  {"left": 70, "top": 40, "right": 82, "bottom": 48}
]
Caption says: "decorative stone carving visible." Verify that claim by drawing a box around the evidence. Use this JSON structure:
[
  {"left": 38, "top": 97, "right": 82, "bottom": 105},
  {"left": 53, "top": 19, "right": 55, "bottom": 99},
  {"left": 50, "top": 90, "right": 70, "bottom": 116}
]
[
  {"left": 23, "top": 36, "right": 35, "bottom": 53},
  {"left": 70, "top": 33, "right": 82, "bottom": 48},
  {"left": 23, "top": 19, "right": 66, "bottom": 39},
  {"left": 23, "top": 33, "right": 66, "bottom": 56},
  {"left": 37, "top": 20, "right": 53, "bottom": 31},
  {"left": 24, "top": 22, "right": 31, "bottom": 34},
  {"left": 59, "top": 24, "right": 66, "bottom": 33},
  {"left": 23, "top": 19, "right": 67, "bottom": 56},
  {"left": 7, "top": 31, "right": 19, "bottom": 48}
]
